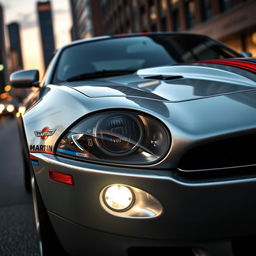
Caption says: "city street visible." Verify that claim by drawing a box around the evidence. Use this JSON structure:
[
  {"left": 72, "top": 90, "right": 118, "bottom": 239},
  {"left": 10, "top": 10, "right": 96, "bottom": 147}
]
[{"left": 0, "top": 117, "right": 40, "bottom": 256}]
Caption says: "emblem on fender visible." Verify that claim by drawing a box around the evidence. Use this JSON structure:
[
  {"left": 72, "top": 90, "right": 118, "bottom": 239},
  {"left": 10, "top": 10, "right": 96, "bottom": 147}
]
[{"left": 34, "top": 127, "right": 56, "bottom": 140}]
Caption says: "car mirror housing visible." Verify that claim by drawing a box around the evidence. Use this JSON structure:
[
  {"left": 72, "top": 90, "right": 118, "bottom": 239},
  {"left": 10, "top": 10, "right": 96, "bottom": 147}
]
[{"left": 10, "top": 69, "right": 40, "bottom": 88}]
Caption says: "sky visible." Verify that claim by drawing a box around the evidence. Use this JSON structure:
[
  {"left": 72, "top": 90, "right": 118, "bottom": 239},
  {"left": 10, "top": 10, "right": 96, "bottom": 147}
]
[{"left": 0, "top": 0, "right": 72, "bottom": 75}]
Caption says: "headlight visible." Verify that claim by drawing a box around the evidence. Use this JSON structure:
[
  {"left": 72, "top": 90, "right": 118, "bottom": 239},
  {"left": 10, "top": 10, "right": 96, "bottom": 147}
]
[
  {"left": 94, "top": 114, "right": 143, "bottom": 156},
  {"left": 18, "top": 106, "right": 26, "bottom": 114},
  {"left": 57, "top": 110, "right": 170, "bottom": 166},
  {"left": 6, "top": 104, "right": 14, "bottom": 112},
  {"left": 0, "top": 104, "right": 4, "bottom": 112}
]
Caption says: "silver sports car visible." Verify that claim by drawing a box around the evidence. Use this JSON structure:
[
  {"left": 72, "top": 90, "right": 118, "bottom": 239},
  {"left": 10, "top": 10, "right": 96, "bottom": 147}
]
[{"left": 10, "top": 33, "right": 256, "bottom": 256}]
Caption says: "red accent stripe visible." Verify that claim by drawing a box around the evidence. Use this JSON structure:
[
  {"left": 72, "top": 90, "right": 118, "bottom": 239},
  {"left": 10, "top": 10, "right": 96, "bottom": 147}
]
[
  {"left": 29, "top": 150, "right": 53, "bottom": 154},
  {"left": 195, "top": 60, "right": 256, "bottom": 73},
  {"left": 49, "top": 171, "right": 74, "bottom": 185},
  {"left": 29, "top": 155, "right": 38, "bottom": 160}
]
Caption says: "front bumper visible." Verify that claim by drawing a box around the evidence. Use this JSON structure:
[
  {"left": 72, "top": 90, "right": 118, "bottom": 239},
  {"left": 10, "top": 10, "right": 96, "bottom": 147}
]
[{"left": 32, "top": 153, "right": 256, "bottom": 254}]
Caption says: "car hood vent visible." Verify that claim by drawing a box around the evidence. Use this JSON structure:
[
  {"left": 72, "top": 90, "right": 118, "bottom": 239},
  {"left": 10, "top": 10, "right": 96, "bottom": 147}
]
[
  {"left": 66, "top": 64, "right": 256, "bottom": 102},
  {"left": 143, "top": 75, "right": 183, "bottom": 80}
]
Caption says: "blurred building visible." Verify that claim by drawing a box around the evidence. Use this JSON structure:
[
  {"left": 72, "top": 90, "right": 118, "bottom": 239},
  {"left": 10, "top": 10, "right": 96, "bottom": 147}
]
[
  {"left": 69, "top": 0, "right": 102, "bottom": 40},
  {"left": 70, "top": 0, "right": 256, "bottom": 56},
  {"left": 0, "top": 4, "right": 8, "bottom": 92},
  {"left": 7, "top": 22, "right": 23, "bottom": 73},
  {"left": 37, "top": 1, "right": 55, "bottom": 70},
  {"left": 70, "top": 0, "right": 79, "bottom": 40}
]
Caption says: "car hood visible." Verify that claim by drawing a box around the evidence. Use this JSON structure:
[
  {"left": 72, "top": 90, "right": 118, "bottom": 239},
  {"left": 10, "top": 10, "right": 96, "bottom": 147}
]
[{"left": 65, "top": 64, "right": 256, "bottom": 102}]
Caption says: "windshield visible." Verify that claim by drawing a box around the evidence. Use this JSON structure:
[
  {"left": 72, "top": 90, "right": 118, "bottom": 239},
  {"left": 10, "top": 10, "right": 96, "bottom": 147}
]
[{"left": 53, "top": 34, "right": 240, "bottom": 83}]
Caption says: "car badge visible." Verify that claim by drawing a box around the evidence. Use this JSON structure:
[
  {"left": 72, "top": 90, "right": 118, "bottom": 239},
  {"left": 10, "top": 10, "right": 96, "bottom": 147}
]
[{"left": 34, "top": 127, "right": 56, "bottom": 140}]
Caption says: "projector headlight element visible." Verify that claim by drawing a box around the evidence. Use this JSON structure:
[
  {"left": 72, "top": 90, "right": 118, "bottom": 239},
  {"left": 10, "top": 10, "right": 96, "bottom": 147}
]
[{"left": 57, "top": 110, "right": 170, "bottom": 166}]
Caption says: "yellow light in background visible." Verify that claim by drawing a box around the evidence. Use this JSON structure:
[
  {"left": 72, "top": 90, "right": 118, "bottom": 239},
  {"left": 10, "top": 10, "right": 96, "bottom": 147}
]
[
  {"left": 103, "top": 184, "right": 134, "bottom": 211},
  {"left": 18, "top": 106, "right": 26, "bottom": 114},
  {"left": 4, "top": 85, "right": 12, "bottom": 92},
  {"left": 0, "top": 104, "right": 4, "bottom": 114},
  {"left": 150, "top": 12, "right": 157, "bottom": 20},
  {"left": 0, "top": 93, "right": 7, "bottom": 99},
  {"left": 162, "top": 0, "right": 167, "bottom": 10},
  {"left": 252, "top": 32, "right": 256, "bottom": 45},
  {"left": 0, "top": 64, "right": 4, "bottom": 71},
  {"left": 6, "top": 104, "right": 15, "bottom": 113},
  {"left": 0, "top": 104, "right": 4, "bottom": 111},
  {"left": 7, "top": 95, "right": 13, "bottom": 101}
]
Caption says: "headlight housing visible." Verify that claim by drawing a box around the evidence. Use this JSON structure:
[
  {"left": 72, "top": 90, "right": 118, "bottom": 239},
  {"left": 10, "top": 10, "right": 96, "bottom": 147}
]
[{"left": 56, "top": 110, "right": 170, "bottom": 166}]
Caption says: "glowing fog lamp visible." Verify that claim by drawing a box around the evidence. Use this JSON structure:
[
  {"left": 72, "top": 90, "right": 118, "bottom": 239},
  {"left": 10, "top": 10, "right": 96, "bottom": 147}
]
[
  {"left": 100, "top": 184, "right": 163, "bottom": 219},
  {"left": 103, "top": 184, "right": 134, "bottom": 211},
  {"left": 6, "top": 104, "right": 14, "bottom": 112}
]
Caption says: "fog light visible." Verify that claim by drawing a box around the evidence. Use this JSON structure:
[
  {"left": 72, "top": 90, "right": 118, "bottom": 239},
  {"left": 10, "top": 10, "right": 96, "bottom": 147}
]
[
  {"left": 100, "top": 184, "right": 163, "bottom": 218},
  {"left": 103, "top": 184, "right": 134, "bottom": 211}
]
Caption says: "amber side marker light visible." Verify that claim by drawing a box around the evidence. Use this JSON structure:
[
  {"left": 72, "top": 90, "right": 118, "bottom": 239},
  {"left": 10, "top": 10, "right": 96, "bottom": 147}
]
[{"left": 49, "top": 170, "right": 74, "bottom": 185}]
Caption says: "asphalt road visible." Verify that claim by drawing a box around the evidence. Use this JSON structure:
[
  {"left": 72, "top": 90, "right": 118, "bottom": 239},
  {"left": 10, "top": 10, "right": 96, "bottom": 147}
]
[{"left": 0, "top": 117, "right": 40, "bottom": 256}]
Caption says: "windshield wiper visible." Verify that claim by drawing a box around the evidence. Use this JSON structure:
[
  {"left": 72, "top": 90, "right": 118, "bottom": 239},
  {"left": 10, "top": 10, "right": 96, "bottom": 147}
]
[{"left": 66, "top": 70, "right": 136, "bottom": 82}]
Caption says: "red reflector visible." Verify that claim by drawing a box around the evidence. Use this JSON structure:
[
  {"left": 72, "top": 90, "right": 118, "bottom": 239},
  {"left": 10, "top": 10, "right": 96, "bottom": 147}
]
[{"left": 49, "top": 171, "right": 74, "bottom": 185}]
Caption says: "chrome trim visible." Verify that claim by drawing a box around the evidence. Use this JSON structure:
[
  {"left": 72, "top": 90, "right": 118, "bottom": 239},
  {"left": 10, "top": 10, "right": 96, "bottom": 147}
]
[
  {"left": 31, "top": 175, "right": 43, "bottom": 256},
  {"left": 31, "top": 175, "right": 40, "bottom": 232},
  {"left": 32, "top": 153, "right": 256, "bottom": 187},
  {"left": 71, "top": 134, "right": 85, "bottom": 151},
  {"left": 178, "top": 163, "right": 256, "bottom": 173}
]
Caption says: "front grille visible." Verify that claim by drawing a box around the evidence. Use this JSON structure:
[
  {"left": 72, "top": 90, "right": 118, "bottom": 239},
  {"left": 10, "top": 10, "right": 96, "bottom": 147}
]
[
  {"left": 127, "top": 247, "right": 195, "bottom": 256},
  {"left": 178, "top": 132, "right": 256, "bottom": 171}
]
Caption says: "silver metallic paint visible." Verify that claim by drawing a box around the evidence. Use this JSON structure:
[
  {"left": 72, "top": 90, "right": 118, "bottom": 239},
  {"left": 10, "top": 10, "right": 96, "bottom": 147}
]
[
  {"left": 19, "top": 35, "right": 256, "bottom": 253},
  {"left": 24, "top": 83, "right": 256, "bottom": 169},
  {"left": 31, "top": 152, "right": 256, "bottom": 242}
]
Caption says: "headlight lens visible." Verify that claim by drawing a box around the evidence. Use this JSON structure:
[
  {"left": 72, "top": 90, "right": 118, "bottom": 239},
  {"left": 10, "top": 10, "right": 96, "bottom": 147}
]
[
  {"left": 95, "top": 114, "right": 143, "bottom": 156},
  {"left": 57, "top": 111, "right": 170, "bottom": 166}
]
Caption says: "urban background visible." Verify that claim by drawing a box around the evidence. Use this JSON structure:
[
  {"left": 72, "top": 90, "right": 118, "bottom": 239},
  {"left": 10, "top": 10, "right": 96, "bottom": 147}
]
[
  {"left": 0, "top": 1, "right": 255, "bottom": 254},
  {"left": 0, "top": 0, "right": 256, "bottom": 98}
]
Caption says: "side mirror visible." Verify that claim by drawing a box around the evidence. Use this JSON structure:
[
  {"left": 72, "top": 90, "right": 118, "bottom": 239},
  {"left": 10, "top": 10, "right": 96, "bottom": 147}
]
[
  {"left": 240, "top": 51, "right": 252, "bottom": 57},
  {"left": 10, "top": 69, "right": 40, "bottom": 88}
]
